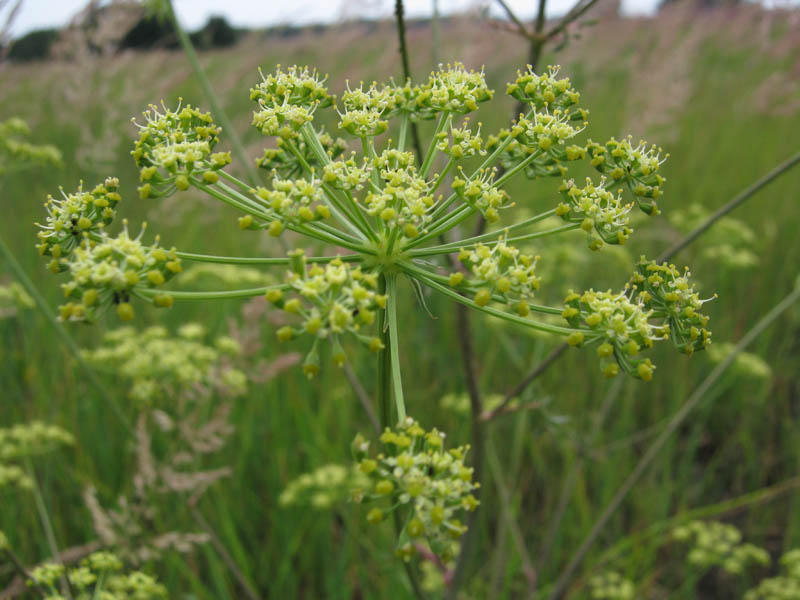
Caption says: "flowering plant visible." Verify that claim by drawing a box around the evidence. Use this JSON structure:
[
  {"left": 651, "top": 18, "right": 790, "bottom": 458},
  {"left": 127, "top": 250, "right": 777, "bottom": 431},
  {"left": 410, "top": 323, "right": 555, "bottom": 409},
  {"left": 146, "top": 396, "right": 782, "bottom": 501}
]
[{"left": 36, "top": 62, "right": 714, "bottom": 564}]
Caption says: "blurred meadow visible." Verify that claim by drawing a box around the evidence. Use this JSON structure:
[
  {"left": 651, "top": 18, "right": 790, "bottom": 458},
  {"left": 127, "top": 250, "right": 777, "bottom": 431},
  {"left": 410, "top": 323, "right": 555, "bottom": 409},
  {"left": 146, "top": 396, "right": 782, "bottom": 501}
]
[{"left": 2, "top": 0, "right": 800, "bottom": 598}]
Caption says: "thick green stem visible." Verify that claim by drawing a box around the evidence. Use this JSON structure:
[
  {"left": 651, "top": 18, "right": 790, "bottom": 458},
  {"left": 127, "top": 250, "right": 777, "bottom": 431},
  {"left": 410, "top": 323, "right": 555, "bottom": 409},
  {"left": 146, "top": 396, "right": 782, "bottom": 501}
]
[
  {"left": 376, "top": 275, "right": 391, "bottom": 428},
  {"left": 386, "top": 274, "right": 407, "bottom": 421}
]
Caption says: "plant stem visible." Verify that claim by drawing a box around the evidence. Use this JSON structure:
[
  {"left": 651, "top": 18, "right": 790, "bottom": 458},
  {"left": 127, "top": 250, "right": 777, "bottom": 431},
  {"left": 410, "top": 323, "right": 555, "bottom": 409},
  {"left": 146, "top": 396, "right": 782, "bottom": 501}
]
[
  {"left": 386, "top": 274, "right": 407, "bottom": 422},
  {"left": 166, "top": 0, "right": 259, "bottom": 186},
  {"left": 546, "top": 281, "right": 800, "bottom": 600},
  {"left": 401, "top": 263, "right": 579, "bottom": 336},
  {"left": 376, "top": 274, "right": 391, "bottom": 429},
  {"left": 344, "top": 364, "right": 380, "bottom": 435},
  {"left": 657, "top": 150, "right": 800, "bottom": 262},
  {"left": 420, "top": 113, "right": 449, "bottom": 179},
  {"left": 412, "top": 222, "right": 576, "bottom": 257},
  {"left": 136, "top": 283, "right": 289, "bottom": 301},
  {"left": 482, "top": 343, "right": 568, "bottom": 421},
  {"left": 174, "top": 251, "right": 362, "bottom": 265},
  {"left": 189, "top": 506, "right": 261, "bottom": 600},
  {"left": 445, "top": 301, "right": 485, "bottom": 599},
  {"left": 26, "top": 459, "right": 73, "bottom": 600},
  {"left": 393, "top": 0, "right": 424, "bottom": 164}
]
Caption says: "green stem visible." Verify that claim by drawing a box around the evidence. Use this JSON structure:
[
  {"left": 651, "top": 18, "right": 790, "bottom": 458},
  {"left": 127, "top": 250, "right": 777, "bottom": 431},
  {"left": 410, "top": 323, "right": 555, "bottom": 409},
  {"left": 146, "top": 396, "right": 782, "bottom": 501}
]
[
  {"left": 284, "top": 139, "right": 371, "bottom": 240},
  {"left": 430, "top": 158, "right": 455, "bottom": 195},
  {"left": 192, "top": 178, "right": 270, "bottom": 219},
  {"left": 409, "top": 204, "right": 476, "bottom": 248},
  {"left": 167, "top": 1, "right": 259, "bottom": 185},
  {"left": 419, "top": 112, "right": 449, "bottom": 179},
  {"left": 402, "top": 265, "right": 561, "bottom": 316},
  {"left": 412, "top": 218, "right": 572, "bottom": 257},
  {"left": 493, "top": 149, "right": 542, "bottom": 188},
  {"left": 175, "top": 251, "right": 362, "bottom": 265},
  {"left": 398, "top": 112, "right": 409, "bottom": 152},
  {"left": 403, "top": 264, "right": 579, "bottom": 336},
  {"left": 377, "top": 274, "right": 391, "bottom": 428},
  {"left": 386, "top": 274, "right": 407, "bottom": 422},
  {"left": 136, "top": 283, "right": 289, "bottom": 300},
  {"left": 26, "top": 459, "right": 73, "bottom": 600}
]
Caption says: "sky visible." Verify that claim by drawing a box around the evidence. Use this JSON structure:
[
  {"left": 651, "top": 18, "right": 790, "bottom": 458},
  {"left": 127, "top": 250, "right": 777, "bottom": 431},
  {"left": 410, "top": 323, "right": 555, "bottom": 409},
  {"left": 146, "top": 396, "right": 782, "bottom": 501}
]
[{"left": 3, "top": 0, "right": 663, "bottom": 38}]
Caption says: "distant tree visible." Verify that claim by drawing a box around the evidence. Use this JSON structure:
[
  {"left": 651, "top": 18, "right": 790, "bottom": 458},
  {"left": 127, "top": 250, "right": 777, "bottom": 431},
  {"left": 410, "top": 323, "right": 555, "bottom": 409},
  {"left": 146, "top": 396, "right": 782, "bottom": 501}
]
[
  {"left": 119, "top": 15, "right": 177, "bottom": 50},
  {"left": 6, "top": 28, "right": 59, "bottom": 61},
  {"left": 189, "top": 16, "right": 238, "bottom": 49}
]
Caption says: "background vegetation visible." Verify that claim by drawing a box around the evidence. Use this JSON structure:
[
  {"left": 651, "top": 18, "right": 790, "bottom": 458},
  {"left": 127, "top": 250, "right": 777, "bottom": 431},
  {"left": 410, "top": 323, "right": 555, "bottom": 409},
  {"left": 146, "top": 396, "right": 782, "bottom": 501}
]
[{"left": 1, "top": 1, "right": 800, "bottom": 597}]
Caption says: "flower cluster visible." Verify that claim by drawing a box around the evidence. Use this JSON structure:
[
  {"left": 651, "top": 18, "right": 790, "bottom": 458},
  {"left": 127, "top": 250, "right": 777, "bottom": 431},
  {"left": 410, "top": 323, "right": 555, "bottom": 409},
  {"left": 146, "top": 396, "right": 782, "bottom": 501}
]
[
  {"left": 588, "top": 571, "right": 635, "bottom": 600},
  {"left": 244, "top": 176, "right": 331, "bottom": 235},
  {"left": 0, "top": 280, "right": 34, "bottom": 319},
  {"left": 586, "top": 137, "right": 667, "bottom": 215},
  {"left": 323, "top": 154, "right": 372, "bottom": 191},
  {"left": 672, "top": 520, "right": 770, "bottom": 575},
  {"left": 556, "top": 178, "right": 633, "bottom": 249},
  {"left": 36, "top": 178, "right": 122, "bottom": 268},
  {"left": 57, "top": 224, "right": 181, "bottom": 322},
  {"left": 351, "top": 418, "right": 479, "bottom": 564},
  {"left": 38, "top": 62, "right": 714, "bottom": 386},
  {"left": 0, "top": 117, "right": 61, "bottom": 172},
  {"left": 0, "top": 421, "right": 74, "bottom": 460},
  {"left": 454, "top": 241, "right": 540, "bottom": 313},
  {"left": 28, "top": 551, "right": 166, "bottom": 599},
  {"left": 362, "top": 155, "right": 434, "bottom": 236},
  {"left": 435, "top": 120, "right": 484, "bottom": 160},
  {"left": 82, "top": 324, "right": 246, "bottom": 404},
  {"left": 628, "top": 257, "right": 713, "bottom": 355},
  {"left": 416, "top": 62, "right": 493, "bottom": 116},
  {"left": 133, "top": 102, "right": 230, "bottom": 199},
  {"left": 515, "top": 109, "right": 586, "bottom": 153},
  {"left": 0, "top": 422, "right": 74, "bottom": 490},
  {"left": 250, "top": 65, "right": 333, "bottom": 109},
  {"left": 506, "top": 65, "right": 584, "bottom": 116},
  {"left": 562, "top": 289, "right": 662, "bottom": 380},
  {"left": 267, "top": 254, "right": 386, "bottom": 375},
  {"left": 451, "top": 169, "right": 510, "bottom": 223},
  {"left": 745, "top": 550, "right": 800, "bottom": 600},
  {"left": 278, "top": 463, "right": 368, "bottom": 509}
]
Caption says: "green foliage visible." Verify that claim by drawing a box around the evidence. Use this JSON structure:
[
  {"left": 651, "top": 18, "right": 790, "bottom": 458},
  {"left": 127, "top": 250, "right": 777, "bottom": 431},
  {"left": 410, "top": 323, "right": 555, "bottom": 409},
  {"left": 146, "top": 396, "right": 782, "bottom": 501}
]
[{"left": 6, "top": 29, "right": 59, "bottom": 62}]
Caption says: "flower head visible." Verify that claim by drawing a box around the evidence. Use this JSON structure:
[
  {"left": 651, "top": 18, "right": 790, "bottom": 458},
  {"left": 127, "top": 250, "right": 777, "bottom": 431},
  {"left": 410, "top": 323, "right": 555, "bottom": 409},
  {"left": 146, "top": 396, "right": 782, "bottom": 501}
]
[
  {"left": 57, "top": 222, "right": 181, "bottom": 322},
  {"left": 628, "top": 257, "right": 713, "bottom": 355},
  {"left": 36, "top": 178, "right": 122, "bottom": 267},
  {"left": 586, "top": 136, "right": 667, "bottom": 215},
  {"left": 133, "top": 101, "right": 228, "bottom": 198},
  {"left": 352, "top": 417, "right": 479, "bottom": 564},
  {"left": 417, "top": 62, "right": 493, "bottom": 116},
  {"left": 556, "top": 177, "right": 634, "bottom": 249}
]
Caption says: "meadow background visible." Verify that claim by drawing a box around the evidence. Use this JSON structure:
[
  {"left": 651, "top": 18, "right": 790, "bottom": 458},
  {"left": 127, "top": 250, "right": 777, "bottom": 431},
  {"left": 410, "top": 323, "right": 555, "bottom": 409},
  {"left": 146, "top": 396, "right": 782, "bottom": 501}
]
[{"left": 2, "top": 1, "right": 800, "bottom": 597}]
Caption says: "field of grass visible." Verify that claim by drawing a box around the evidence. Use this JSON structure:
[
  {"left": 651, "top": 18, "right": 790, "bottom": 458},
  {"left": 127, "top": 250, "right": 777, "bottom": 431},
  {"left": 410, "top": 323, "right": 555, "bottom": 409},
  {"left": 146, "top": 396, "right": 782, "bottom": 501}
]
[{"left": 2, "top": 4, "right": 800, "bottom": 598}]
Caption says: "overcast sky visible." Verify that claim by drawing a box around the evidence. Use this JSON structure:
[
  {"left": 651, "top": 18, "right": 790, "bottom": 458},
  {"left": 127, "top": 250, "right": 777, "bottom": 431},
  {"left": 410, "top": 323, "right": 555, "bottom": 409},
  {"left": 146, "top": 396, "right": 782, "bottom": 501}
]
[{"left": 4, "top": 0, "right": 667, "bottom": 38}]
